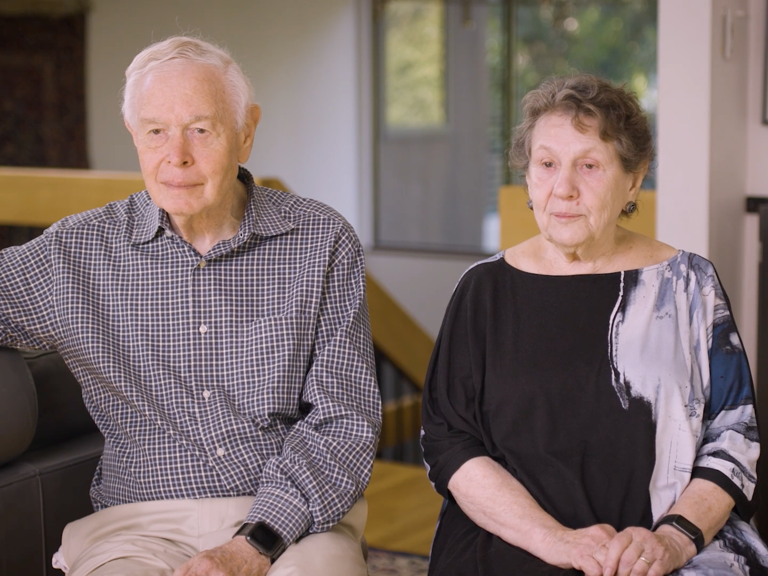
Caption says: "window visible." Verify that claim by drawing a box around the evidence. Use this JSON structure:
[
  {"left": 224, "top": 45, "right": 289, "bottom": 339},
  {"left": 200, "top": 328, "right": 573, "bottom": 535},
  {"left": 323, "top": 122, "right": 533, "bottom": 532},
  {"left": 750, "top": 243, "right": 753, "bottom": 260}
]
[
  {"left": 374, "top": 0, "right": 657, "bottom": 255},
  {"left": 511, "top": 0, "right": 658, "bottom": 189},
  {"left": 383, "top": 1, "right": 447, "bottom": 130}
]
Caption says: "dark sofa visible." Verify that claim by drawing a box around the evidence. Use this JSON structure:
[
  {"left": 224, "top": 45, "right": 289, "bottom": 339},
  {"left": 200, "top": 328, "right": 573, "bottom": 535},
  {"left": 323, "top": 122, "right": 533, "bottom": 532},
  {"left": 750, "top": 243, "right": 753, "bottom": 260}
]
[{"left": 0, "top": 347, "right": 103, "bottom": 576}]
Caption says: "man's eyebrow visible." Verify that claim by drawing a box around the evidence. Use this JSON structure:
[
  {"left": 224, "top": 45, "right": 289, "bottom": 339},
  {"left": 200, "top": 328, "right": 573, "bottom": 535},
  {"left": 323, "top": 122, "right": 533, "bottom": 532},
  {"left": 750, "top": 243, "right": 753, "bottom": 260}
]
[
  {"left": 186, "top": 114, "right": 216, "bottom": 123},
  {"left": 137, "top": 115, "right": 217, "bottom": 125}
]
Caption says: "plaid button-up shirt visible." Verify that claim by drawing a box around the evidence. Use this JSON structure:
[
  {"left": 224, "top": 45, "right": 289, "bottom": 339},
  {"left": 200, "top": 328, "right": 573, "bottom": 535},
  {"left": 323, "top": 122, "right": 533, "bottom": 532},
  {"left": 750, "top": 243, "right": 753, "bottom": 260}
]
[{"left": 0, "top": 167, "right": 381, "bottom": 543}]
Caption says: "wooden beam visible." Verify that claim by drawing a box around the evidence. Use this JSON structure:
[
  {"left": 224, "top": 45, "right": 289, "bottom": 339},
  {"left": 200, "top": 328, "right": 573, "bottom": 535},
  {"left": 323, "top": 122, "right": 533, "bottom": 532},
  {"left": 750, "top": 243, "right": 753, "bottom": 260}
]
[
  {"left": 0, "top": 167, "right": 144, "bottom": 227},
  {"left": 379, "top": 394, "right": 422, "bottom": 450},
  {"left": 364, "top": 459, "right": 443, "bottom": 556},
  {"left": 366, "top": 274, "right": 434, "bottom": 390},
  {"left": 0, "top": 167, "right": 292, "bottom": 228}
]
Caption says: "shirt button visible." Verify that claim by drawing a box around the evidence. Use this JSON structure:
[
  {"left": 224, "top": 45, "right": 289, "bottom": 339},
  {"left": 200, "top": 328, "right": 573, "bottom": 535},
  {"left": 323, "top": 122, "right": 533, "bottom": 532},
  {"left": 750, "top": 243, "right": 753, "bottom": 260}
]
[
  {"left": 199, "top": 324, "right": 208, "bottom": 334},
  {"left": 202, "top": 390, "right": 211, "bottom": 399},
  {"left": 198, "top": 260, "right": 206, "bottom": 268},
  {"left": 216, "top": 447, "right": 225, "bottom": 457},
  {"left": 164, "top": 230, "right": 173, "bottom": 237}
]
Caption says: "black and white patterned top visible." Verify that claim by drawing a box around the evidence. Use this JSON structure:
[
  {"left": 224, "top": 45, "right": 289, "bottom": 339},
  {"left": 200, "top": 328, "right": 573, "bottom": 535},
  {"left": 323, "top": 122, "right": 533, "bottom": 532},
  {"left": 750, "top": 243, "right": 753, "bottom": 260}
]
[
  {"left": 0, "top": 167, "right": 381, "bottom": 544},
  {"left": 422, "top": 252, "right": 767, "bottom": 575}
]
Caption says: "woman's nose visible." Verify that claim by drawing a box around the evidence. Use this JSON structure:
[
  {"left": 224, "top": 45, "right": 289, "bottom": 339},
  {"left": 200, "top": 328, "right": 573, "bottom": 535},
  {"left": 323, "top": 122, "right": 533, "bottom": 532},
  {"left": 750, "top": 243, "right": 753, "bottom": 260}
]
[{"left": 552, "top": 166, "right": 577, "bottom": 199}]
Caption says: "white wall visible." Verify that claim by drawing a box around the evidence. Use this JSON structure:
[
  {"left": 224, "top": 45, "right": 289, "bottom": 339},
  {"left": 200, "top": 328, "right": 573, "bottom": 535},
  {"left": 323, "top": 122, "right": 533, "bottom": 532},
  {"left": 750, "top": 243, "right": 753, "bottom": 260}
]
[
  {"left": 708, "top": 0, "right": 749, "bottom": 322},
  {"left": 658, "top": 0, "right": 761, "bottom": 370},
  {"left": 747, "top": 0, "right": 768, "bottom": 196},
  {"left": 87, "top": 0, "right": 362, "bottom": 231},
  {"left": 742, "top": 0, "right": 768, "bottom": 369},
  {"left": 657, "top": 1, "right": 712, "bottom": 258}
]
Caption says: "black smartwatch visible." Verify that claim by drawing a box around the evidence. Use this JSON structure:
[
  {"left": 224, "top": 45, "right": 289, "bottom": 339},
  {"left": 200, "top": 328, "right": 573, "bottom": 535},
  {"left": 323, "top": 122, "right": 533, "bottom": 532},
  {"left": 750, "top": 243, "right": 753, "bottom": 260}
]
[
  {"left": 653, "top": 514, "right": 705, "bottom": 553},
  {"left": 234, "top": 522, "right": 287, "bottom": 563}
]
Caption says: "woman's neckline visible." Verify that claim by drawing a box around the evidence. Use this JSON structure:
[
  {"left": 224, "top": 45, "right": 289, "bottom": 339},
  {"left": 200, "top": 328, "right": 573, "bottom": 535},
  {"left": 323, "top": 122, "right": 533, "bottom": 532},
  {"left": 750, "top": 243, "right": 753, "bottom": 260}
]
[{"left": 498, "top": 249, "right": 684, "bottom": 278}]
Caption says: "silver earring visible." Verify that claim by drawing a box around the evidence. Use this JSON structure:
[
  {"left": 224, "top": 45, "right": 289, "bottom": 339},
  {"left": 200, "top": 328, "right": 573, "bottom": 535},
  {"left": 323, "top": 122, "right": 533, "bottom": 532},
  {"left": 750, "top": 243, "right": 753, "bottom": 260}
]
[
  {"left": 527, "top": 199, "right": 533, "bottom": 210},
  {"left": 624, "top": 201, "right": 637, "bottom": 214}
]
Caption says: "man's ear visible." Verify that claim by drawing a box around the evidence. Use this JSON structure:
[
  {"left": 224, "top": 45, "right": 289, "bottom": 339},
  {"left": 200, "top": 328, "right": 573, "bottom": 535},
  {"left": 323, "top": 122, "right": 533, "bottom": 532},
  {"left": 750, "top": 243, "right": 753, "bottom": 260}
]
[
  {"left": 237, "top": 104, "right": 262, "bottom": 164},
  {"left": 124, "top": 118, "right": 139, "bottom": 148}
]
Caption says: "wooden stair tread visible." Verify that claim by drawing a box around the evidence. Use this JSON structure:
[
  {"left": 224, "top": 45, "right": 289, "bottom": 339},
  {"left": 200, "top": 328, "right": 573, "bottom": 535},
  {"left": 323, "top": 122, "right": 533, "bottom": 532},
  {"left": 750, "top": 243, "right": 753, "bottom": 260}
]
[{"left": 364, "top": 459, "right": 443, "bottom": 557}]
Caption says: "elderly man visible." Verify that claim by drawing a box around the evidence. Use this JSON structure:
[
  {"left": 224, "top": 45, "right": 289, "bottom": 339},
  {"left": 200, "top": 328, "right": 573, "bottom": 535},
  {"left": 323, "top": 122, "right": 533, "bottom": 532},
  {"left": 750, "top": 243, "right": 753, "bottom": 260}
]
[{"left": 0, "top": 36, "right": 380, "bottom": 576}]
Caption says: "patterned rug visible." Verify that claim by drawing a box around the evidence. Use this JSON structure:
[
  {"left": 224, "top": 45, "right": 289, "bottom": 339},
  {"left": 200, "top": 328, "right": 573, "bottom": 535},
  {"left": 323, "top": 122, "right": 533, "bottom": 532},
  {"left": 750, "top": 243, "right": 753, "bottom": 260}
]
[{"left": 367, "top": 549, "right": 429, "bottom": 576}]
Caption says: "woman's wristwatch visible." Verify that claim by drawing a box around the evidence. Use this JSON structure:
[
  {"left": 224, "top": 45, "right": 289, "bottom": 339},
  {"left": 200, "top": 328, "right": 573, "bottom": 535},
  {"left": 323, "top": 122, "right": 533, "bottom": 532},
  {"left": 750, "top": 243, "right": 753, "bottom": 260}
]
[
  {"left": 653, "top": 514, "right": 705, "bottom": 553},
  {"left": 234, "top": 522, "right": 287, "bottom": 563}
]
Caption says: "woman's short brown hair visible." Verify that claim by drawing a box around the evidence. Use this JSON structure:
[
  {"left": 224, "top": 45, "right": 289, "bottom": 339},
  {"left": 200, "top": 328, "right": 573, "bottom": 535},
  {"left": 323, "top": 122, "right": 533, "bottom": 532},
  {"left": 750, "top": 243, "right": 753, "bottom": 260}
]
[{"left": 508, "top": 74, "right": 654, "bottom": 178}]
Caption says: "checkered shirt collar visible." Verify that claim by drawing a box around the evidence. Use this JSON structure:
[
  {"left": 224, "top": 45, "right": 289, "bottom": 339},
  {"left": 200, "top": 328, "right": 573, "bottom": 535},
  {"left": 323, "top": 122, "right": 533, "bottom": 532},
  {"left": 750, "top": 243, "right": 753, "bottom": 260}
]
[{"left": 130, "top": 166, "right": 294, "bottom": 245}]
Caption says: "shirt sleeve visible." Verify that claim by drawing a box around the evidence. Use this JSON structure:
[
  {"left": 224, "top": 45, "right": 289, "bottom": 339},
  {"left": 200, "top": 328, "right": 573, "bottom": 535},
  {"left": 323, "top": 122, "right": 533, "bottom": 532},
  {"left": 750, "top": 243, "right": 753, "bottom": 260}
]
[
  {"left": 692, "top": 276, "right": 760, "bottom": 521},
  {"left": 421, "top": 270, "right": 490, "bottom": 499},
  {"left": 0, "top": 233, "right": 58, "bottom": 350},
  {"left": 243, "top": 224, "right": 382, "bottom": 543}
]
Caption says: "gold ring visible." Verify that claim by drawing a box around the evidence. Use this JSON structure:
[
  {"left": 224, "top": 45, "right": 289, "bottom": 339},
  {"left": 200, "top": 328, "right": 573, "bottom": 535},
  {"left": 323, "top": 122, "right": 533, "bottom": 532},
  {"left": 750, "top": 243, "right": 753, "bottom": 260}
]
[{"left": 639, "top": 556, "right": 652, "bottom": 566}]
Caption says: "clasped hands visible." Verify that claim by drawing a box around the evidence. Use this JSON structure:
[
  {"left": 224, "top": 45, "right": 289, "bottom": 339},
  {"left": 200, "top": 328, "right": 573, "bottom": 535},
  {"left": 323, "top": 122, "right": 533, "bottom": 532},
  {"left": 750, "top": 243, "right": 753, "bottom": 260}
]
[{"left": 544, "top": 523, "right": 696, "bottom": 576}]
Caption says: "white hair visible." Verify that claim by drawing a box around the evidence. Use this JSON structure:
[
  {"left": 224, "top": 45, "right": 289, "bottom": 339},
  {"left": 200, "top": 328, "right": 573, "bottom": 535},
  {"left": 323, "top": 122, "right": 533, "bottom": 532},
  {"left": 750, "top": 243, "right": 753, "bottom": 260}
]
[{"left": 121, "top": 36, "right": 254, "bottom": 131}]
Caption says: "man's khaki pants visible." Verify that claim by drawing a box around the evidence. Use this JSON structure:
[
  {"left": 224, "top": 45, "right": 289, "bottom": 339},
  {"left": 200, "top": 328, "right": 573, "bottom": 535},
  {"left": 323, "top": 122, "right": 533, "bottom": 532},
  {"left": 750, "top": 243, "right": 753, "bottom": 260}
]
[{"left": 56, "top": 497, "right": 368, "bottom": 576}]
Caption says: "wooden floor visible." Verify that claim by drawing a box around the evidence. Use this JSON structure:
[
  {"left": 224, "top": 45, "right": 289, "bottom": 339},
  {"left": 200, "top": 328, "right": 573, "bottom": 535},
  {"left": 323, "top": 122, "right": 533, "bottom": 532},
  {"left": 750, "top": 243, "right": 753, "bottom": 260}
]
[{"left": 363, "top": 459, "right": 444, "bottom": 557}]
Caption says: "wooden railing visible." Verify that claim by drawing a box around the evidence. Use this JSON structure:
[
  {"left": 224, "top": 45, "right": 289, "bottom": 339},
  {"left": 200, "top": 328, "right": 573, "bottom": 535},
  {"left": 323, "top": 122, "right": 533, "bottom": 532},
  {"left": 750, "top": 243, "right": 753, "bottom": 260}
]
[
  {"left": 0, "top": 167, "right": 144, "bottom": 227},
  {"left": 498, "top": 185, "right": 657, "bottom": 247},
  {"left": 0, "top": 167, "right": 434, "bottom": 453}
]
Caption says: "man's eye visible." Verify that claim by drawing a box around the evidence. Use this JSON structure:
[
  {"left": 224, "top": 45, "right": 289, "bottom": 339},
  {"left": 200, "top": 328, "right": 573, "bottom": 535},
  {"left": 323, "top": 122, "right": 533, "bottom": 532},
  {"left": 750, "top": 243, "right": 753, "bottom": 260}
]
[
  {"left": 149, "top": 129, "right": 162, "bottom": 136},
  {"left": 543, "top": 161, "right": 554, "bottom": 168},
  {"left": 194, "top": 128, "right": 208, "bottom": 135},
  {"left": 584, "top": 163, "right": 596, "bottom": 170}
]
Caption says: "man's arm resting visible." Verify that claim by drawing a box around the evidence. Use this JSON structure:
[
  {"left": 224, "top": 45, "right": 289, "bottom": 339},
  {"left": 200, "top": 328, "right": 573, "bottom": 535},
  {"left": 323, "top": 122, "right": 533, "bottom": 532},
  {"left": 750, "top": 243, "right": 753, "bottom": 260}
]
[{"left": 173, "top": 537, "right": 271, "bottom": 576}]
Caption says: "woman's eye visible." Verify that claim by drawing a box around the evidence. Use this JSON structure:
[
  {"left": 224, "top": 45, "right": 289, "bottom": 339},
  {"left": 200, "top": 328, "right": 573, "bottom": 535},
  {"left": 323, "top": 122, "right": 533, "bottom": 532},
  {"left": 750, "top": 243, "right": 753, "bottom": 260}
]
[
  {"left": 543, "top": 161, "right": 554, "bottom": 168},
  {"left": 149, "top": 129, "right": 162, "bottom": 136},
  {"left": 194, "top": 128, "right": 208, "bottom": 135},
  {"left": 584, "top": 163, "right": 596, "bottom": 170}
]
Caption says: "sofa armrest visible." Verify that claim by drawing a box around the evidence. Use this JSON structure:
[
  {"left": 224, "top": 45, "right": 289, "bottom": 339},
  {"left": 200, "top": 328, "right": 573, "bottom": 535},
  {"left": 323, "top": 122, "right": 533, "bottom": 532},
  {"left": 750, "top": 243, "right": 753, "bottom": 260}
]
[{"left": 0, "top": 347, "right": 37, "bottom": 466}]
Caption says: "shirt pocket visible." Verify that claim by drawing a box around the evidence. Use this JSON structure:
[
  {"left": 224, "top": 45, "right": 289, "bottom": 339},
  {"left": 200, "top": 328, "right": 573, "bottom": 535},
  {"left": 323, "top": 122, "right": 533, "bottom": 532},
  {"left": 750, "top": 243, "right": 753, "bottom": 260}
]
[{"left": 228, "top": 315, "right": 316, "bottom": 422}]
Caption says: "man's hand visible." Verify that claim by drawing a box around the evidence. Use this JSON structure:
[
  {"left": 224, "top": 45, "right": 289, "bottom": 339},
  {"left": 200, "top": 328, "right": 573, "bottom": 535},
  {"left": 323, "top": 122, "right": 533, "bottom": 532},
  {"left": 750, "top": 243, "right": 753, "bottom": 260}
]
[
  {"left": 173, "top": 536, "right": 271, "bottom": 576},
  {"left": 540, "top": 524, "right": 618, "bottom": 576},
  {"left": 594, "top": 525, "right": 696, "bottom": 576}
]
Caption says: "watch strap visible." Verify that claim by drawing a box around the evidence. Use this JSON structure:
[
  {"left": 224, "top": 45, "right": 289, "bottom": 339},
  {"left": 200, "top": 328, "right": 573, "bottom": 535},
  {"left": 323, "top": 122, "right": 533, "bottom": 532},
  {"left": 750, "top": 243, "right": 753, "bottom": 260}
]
[
  {"left": 234, "top": 522, "right": 287, "bottom": 563},
  {"left": 653, "top": 514, "right": 705, "bottom": 553}
]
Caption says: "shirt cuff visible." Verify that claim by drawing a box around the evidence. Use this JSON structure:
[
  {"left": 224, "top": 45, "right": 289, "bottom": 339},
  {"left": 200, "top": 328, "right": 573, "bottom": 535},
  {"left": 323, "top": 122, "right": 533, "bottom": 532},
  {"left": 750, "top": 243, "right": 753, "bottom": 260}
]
[
  {"left": 245, "top": 485, "right": 313, "bottom": 544},
  {"left": 432, "top": 445, "right": 490, "bottom": 498}
]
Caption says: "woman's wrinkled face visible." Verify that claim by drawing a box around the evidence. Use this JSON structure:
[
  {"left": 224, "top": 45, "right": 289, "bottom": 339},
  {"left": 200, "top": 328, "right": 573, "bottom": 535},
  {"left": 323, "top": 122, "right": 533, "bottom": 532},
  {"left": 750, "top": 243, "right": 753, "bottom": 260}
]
[{"left": 526, "top": 112, "right": 641, "bottom": 253}]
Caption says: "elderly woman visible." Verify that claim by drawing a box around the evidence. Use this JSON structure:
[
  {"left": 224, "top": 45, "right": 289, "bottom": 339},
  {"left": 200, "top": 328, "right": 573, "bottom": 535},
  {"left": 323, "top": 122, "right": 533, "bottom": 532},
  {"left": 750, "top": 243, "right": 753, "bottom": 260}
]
[{"left": 421, "top": 74, "right": 768, "bottom": 576}]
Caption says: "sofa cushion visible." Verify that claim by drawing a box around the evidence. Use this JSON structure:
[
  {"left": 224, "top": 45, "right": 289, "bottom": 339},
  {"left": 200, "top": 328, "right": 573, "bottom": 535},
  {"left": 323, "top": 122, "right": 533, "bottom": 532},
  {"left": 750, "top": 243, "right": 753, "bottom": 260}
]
[
  {"left": 0, "top": 348, "right": 37, "bottom": 466},
  {"left": 22, "top": 350, "right": 98, "bottom": 451}
]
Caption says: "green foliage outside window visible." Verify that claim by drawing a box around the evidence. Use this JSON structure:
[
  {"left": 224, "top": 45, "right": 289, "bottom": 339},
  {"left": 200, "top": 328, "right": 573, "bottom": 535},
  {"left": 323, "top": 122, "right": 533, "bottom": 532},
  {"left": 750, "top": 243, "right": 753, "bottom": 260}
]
[
  {"left": 512, "top": 0, "right": 658, "bottom": 186},
  {"left": 384, "top": 0, "right": 447, "bottom": 129}
]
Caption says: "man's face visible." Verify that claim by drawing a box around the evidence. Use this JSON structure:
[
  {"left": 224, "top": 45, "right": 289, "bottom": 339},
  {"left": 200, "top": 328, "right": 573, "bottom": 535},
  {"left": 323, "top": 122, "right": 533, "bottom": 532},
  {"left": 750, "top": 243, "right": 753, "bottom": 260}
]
[{"left": 125, "top": 61, "right": 259, "bottom": 222}]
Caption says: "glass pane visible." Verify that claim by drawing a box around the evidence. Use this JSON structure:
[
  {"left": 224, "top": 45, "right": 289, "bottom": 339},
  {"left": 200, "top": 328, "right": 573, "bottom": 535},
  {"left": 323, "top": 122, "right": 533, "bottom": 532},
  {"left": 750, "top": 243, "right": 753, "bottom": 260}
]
[
  {"left": 384, "top": 0, "right": 447, "bottom": 129},
  {"left": 512, "top": 0, "right": 658, "bottom": 187},
  {"left": 483, "top": 3, "right": 511, "bottom": 253},
  {"left": 374, "top": 0, "right": 657, "bottom": 255}
]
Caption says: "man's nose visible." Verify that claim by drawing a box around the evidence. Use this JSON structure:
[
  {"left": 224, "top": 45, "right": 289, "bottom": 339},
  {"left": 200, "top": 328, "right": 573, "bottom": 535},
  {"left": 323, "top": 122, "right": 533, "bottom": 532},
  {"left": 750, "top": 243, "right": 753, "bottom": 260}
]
[{"left": 167, "top": 132, "right": 192, "bottom": 166}]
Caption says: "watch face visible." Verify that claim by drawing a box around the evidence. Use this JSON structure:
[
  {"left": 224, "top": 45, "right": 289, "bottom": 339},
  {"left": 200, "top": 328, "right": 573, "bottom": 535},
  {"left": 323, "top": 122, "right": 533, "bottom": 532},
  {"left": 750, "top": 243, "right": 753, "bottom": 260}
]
[
  {"left": 249, "top": 523, "right": 282, "bottom": 554},
  {"left": 673, "top": 515, "right": 700, "bottom": 538}
]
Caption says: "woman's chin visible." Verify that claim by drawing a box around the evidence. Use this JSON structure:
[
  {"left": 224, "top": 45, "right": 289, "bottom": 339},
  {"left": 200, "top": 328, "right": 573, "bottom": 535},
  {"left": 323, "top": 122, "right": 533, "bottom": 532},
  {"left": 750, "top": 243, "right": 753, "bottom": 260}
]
[{"left": 541, "top": 230, "right": 593, "bottom": 252}]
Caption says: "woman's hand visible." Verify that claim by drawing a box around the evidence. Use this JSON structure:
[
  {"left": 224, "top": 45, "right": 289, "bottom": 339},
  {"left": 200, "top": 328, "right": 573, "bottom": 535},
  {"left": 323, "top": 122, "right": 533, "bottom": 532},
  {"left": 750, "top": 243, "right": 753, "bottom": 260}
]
[
  {"left": 540, "top": 524, "right": 617, "bottom": 576},
  {"left": 595, "top": 525, "right": 696, "bottom": 576}
]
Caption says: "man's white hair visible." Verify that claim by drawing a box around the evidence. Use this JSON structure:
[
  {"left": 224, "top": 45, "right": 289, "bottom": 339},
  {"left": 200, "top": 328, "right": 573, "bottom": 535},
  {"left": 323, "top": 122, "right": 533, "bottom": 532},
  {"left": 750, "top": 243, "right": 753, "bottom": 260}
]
[{"left": 122, "top": 36, "right": 254, "bottom": 131}]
